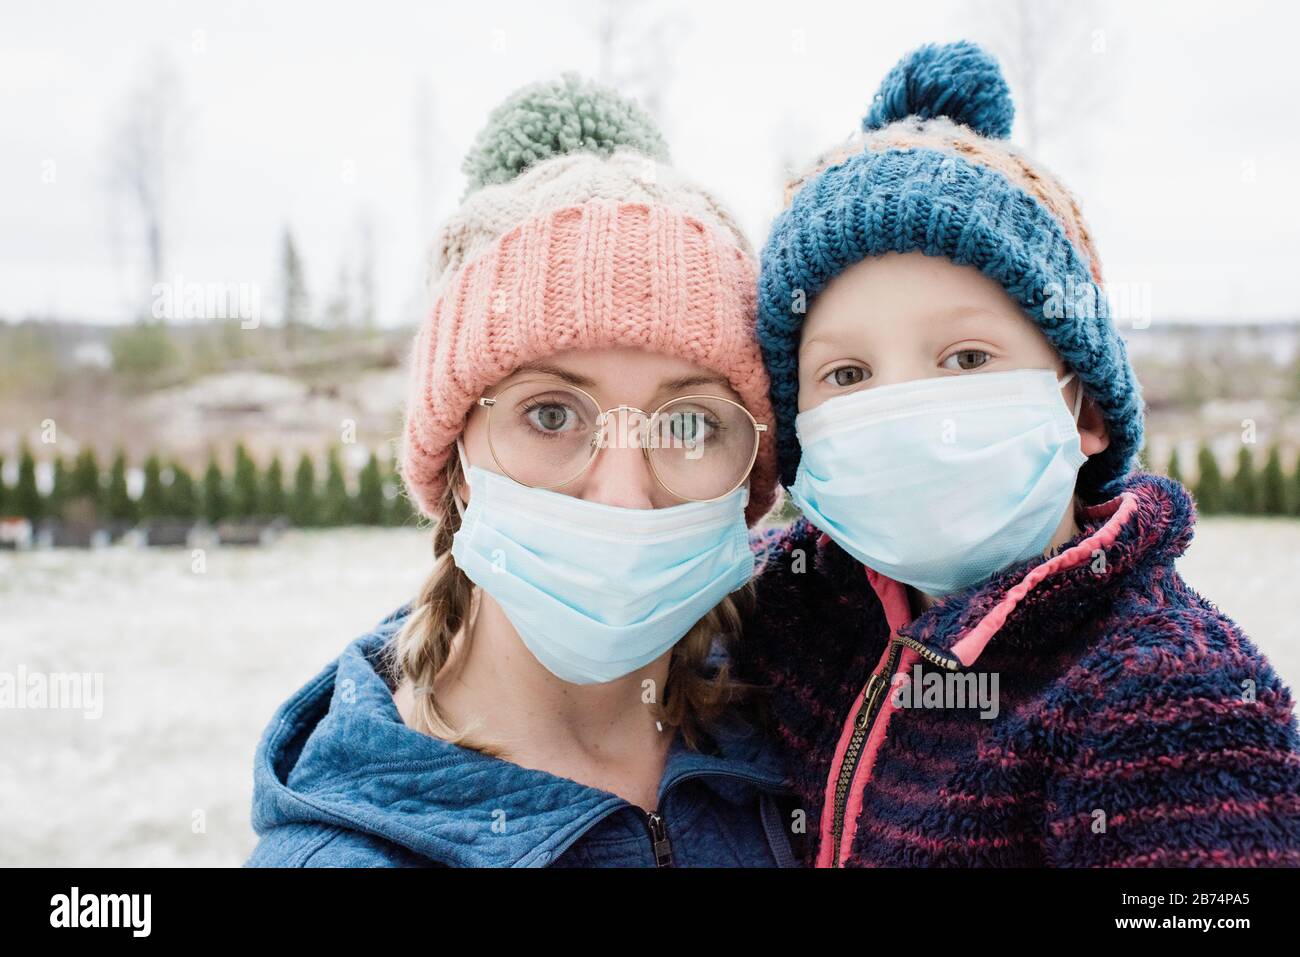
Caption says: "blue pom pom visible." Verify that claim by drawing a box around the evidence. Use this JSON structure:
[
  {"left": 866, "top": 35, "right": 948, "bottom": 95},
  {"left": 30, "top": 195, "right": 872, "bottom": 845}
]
[{"left": 862, "top": 40, "right": 1014, "bottom": 139}]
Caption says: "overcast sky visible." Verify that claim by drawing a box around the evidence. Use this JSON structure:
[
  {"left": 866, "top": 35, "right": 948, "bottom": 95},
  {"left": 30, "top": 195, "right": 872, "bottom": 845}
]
[{"left": 3, "top": 0, "right": 1298, "bottom": 325}]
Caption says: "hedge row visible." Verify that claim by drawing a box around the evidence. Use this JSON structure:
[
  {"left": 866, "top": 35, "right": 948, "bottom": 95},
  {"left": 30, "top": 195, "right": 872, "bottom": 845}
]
[
  {"left": 0, "top": 443, "right": 421, "bottom": 527},
  {"left": 1167, "top": 443, "right": 1300, "bottom": 516}
]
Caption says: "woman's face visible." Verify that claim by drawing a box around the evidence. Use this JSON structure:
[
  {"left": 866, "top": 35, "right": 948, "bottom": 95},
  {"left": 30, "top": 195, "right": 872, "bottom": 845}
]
[{"left": 459, "top": 347, "right": 752, "bottom": 509}]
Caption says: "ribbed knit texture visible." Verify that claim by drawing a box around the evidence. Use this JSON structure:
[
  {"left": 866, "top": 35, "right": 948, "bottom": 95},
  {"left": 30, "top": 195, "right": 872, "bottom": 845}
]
[
  {"left": 757, "top": 41, "right": 1143, "bottom": 498},
  {"left": 402, "top": 199, "right": 779, "bottom": 524},
  {"left": 739, "top": 473, "right": 1300, "bottom": 866}
]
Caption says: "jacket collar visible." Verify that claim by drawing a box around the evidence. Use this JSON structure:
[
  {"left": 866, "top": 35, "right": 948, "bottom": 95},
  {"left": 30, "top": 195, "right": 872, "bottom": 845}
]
[
  {"left": 251, "top": 605, "right": 789, "bottom": 867},
  {"left": 814, "top": 471, "right": 1196, "bottom": 668}
]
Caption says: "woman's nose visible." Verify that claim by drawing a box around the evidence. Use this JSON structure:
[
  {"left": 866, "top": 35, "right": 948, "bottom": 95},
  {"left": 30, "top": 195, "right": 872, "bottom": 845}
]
[{"left": 578, "top": 411, "right": 658, "bottom": 509}]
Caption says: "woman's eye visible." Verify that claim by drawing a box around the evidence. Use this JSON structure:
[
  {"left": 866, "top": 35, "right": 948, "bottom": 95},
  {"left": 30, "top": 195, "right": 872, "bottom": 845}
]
[
  {"left": 525, "top": 403, "right": 576, "bottom": 433},
  {"left": 823, "top": 365, "right": 867, "bottom": 387},
  {"left": 667, "top": 411, "right": 720, "bottom": 446},
  {"left": 942, "top": 349, "right": 991, "bottom": 372}
]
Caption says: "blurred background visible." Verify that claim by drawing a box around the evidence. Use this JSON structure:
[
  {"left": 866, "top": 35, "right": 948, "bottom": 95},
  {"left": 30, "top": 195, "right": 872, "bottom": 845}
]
[{"left": 2, "top": 0, "right": 1299, "bottom": 866}]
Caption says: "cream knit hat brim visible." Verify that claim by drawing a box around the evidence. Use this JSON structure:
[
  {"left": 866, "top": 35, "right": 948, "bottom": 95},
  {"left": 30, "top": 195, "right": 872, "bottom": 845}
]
[{"left": 425, "top": 149, "right": 754, "bottom": 304}]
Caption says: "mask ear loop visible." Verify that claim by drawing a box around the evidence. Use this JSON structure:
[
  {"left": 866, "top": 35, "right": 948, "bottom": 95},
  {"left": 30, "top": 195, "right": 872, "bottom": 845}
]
[
  {"left": 450, "top": 435, "right": 482, "bottom": 643},
  {"left": 1057, "top": 371, "right": 1086, "bottom": 527},
  {"left": 1057, "top": 371, "right": 1084, "bottom": 423},
  {"left": 451, "top": 437, "right": 471, "bottom": 519}
]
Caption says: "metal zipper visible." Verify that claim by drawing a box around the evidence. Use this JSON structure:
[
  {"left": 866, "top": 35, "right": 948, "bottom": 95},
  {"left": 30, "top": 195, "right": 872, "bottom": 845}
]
[
  {"left": 640, "top": 761, "right": 793, "bottom": 867},
  {"left": 645, "top": 811, "right": 673, "bottom": 867},
  {"left": 543, "top": 766, "right": 786, "bottom": 867},
  {"left": 828, "top": 637, "right": 903, "bottom": 867},
  {"left": 896, "top": 634, "right": 962, "bottom": 671},
  {"left": 826, "top": 633, "right": 963, "bottom": 866}
]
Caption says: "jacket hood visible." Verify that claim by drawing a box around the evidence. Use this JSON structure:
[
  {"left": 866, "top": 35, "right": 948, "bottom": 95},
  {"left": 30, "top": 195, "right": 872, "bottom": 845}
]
[{"left": 251, "top": 604, "right": 790, "bottom": 867}]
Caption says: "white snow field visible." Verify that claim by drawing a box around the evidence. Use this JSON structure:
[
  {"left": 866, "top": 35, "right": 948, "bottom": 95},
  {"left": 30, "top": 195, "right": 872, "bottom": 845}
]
[{"left": 1, "top": 518, "right": 1297, "bottom": 866}]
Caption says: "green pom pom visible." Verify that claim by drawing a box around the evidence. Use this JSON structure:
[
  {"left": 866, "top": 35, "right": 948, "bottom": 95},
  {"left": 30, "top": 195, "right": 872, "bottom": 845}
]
[{"left": 461, "top": 73, "right": 669, "bottom": 194}]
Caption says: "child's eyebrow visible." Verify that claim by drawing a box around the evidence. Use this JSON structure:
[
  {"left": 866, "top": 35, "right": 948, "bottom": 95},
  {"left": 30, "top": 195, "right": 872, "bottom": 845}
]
[
  {"left": 800, "top": 332, "right": 845, "bottom": 351},
  {"left": 932, "top": 305, "right": 1023, "bottom": 327},
  {"left": 797, "top": 305, "right": 1022, "bottom": 362}
]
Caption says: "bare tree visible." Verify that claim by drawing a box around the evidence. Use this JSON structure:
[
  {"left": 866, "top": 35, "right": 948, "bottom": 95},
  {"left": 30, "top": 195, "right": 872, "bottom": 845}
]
[
  {"left": 965, "top": 0, "right": 1118, "bottom": 161},
  {"left": 405, "top": 76, "right": 442, "bottom": 325},
  {"left": 323, "top": 263, "right": 352, "bottom": 330},
  {"left": 355, "top": 212, "right": 377, "bottom": 329},
  {"left": 594, "top": 0, "right": 690, "bottom": 128},
  {"left": 107, "top": 53, "right": 189, "bottom": 318},
  {"left": 321, "top": 213, "right": 377, "bottom": 331},
  {"left": 279, "top": 228, "right": 310, "bottom": 346},
  {"left": 412, "top": 77, "right": 440, "bottom": 241}
]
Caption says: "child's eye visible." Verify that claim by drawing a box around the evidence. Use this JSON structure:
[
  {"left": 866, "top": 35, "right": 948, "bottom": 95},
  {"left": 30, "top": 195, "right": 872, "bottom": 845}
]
[
  {"left": 941, "top": 349, "right": 991, "bottom": 372},
  {"left": 822, "top": 365, "right": 868, "bottom": 387}
]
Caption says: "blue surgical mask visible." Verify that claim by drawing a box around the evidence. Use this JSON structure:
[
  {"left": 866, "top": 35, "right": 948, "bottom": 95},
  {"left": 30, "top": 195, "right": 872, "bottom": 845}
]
[
  {"left": 449, "top": 440, "right": 754, "bottom": 685},
  {"left": 789, "top": 368, "right": 1088, "bottom": 598}
]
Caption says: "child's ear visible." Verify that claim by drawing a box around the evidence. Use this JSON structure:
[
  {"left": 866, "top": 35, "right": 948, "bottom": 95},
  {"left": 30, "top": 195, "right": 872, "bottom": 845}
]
[{"left": 1077, "top": 393, "right": 1110, "bottom": 457}]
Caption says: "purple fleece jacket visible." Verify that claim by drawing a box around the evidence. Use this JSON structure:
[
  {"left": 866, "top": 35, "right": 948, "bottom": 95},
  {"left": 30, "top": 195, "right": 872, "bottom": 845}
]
[{"left": 739, "top": 472, "right": 1300, "bottom": 866}]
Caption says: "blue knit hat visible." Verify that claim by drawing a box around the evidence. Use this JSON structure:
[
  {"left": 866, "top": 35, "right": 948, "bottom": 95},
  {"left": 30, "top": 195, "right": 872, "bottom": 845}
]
[{"left": 758, "top": 40, "right": 1144, "bottom": 499}]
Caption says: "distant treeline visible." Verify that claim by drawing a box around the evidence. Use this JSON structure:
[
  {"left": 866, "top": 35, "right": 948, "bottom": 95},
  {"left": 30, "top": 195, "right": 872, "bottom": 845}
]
[
  {"left": 1165, "top": 443, "right": 1300, "bottom": 516},
  {"left": 2, "top": 440, "right": 1296, "bottom": 527},
  {"left": 0, "top": 443, "right": 421, "bottom": 528}
]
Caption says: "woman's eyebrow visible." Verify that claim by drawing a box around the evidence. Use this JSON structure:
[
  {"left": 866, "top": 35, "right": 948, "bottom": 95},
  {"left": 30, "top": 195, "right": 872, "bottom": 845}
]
[
  {"left": 511, "top": 362, "right": 597, "bottom": 388},
  {"left": 506, "top": 365, "right": 730, "bottom": 402},
  {"left": 657, "top": 372, "right": 730, "bottom": 394}
]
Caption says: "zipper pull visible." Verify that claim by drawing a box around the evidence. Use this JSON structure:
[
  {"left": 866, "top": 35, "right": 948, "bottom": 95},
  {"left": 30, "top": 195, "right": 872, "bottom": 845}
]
[
  {"left": 896, "top": 633, "right": 962, "bottom": 671},
  {"left": 646, "top": 811, "right": 673, "bottom": 867},
  {"left": 856, "top": 673, "right": 881, "bottom": 729}
]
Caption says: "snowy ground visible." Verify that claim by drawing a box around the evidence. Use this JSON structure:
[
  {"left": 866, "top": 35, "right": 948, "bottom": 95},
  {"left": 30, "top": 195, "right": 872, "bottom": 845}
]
[{"left": 2, "top": 519, "right": 1298, "bottom": 867}]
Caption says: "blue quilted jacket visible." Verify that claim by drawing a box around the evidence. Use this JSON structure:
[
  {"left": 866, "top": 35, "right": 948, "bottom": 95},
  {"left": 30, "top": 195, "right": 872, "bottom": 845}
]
[{"left": 245, "top": 603, "right": 802, "bottom": 867}]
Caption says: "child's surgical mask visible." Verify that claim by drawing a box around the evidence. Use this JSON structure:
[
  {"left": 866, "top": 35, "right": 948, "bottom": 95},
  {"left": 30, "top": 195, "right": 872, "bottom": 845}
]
[{"left": 789, "top": 368, "right": 1087, "bottom": 597}]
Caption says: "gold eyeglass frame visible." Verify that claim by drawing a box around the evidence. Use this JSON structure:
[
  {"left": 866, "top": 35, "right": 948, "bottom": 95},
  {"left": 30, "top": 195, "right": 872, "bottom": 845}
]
[{"left": 475, "top": 378, "right": 767, "bottom": 503}]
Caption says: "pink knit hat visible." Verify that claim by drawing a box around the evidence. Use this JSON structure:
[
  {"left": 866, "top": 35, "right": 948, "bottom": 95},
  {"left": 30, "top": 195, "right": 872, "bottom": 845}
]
[{"left": 399, "top": 78, "right": 778, "bottom": 525}]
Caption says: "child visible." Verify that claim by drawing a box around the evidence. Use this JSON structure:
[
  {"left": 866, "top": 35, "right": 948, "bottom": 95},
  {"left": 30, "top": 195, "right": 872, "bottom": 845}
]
[{"left": 742, "top": 41, "right": 1300, "bottom": 867}]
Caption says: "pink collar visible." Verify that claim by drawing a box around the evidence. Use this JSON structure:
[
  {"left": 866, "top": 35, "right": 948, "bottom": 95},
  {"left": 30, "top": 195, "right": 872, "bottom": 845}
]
[{"left": 847, "top": 489, "right": 1141, "bottom": 667}]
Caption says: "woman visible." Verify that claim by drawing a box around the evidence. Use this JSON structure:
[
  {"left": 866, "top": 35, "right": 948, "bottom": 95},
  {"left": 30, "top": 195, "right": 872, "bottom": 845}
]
[{"left": 245, "top": 75, "right": 799, "bottom": 867}]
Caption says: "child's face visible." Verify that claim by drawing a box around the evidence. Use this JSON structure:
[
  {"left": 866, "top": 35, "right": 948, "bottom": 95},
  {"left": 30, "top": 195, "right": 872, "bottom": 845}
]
[{"left": 797, "top": 251, "right": 1109, "bottom": 458}]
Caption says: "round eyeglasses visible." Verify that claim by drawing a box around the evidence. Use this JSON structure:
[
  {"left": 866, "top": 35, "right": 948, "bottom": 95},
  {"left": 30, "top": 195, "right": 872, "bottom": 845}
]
[{"left": 474, "top": 378, "right": 766, "bottom": 502}]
